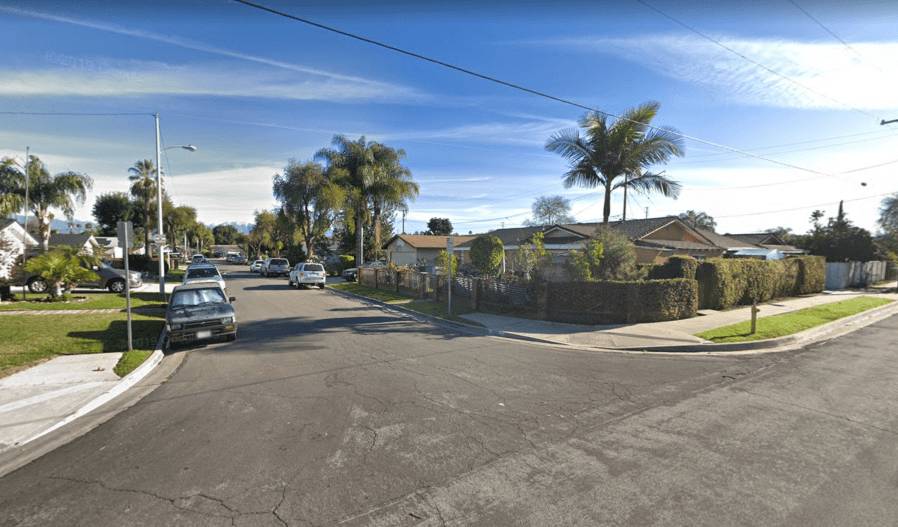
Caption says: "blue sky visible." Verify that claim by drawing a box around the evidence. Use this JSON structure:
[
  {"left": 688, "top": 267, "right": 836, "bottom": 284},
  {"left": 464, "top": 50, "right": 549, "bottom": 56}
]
[{"left": 2, "top": 0, "right": 897, "bottom": 238}]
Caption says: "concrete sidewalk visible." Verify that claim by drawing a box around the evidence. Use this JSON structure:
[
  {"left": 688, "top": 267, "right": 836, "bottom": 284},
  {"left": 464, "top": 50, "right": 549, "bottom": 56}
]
[{"left": 456, "top": 287, "right": 898, "bottom": 352}]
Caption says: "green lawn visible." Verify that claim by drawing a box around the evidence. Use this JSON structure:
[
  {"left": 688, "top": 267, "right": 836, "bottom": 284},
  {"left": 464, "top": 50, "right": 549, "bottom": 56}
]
[
  {"left": 0, "top": 292, "right": 166, "bottom": 311},
  {"left": 329, "top": 282, "right": 416, "bottom": 303},
  {"left": 0, "top": 312, "right": 165, "bottom": 379},
  {"left": 696, "top": 296, "right": 893, "bottom": 343}
]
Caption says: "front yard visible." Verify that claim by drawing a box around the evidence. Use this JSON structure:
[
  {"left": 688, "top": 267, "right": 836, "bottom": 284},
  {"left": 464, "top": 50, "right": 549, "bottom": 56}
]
[{"left": 0, "top": 292, "right": 166, "bottom": 379}]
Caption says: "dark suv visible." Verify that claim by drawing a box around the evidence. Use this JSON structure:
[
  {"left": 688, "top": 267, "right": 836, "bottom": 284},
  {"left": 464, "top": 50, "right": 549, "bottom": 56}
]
[{"left": 261, "top": 258, "right": 290, "bottom": 277}]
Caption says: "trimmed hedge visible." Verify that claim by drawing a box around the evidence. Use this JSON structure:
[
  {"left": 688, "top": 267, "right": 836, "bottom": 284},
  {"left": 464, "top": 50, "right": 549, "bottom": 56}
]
[
  {"left": 647, "top": 256, "right": 699, "bottom": 280},
  {"left": 697, "top": 256, "right": 825, "bottom": 310},
  {"left": 546, "top": 278, "right": 697, "bottom": 325},
  {"left": 118, "top": 255, "right": 169, "bottom": 275}
]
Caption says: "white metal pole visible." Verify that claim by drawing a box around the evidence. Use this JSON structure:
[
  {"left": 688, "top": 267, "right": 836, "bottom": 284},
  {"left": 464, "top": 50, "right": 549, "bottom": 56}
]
[{"left": 155, "top": 114, "right": 165, "bottom": 296}]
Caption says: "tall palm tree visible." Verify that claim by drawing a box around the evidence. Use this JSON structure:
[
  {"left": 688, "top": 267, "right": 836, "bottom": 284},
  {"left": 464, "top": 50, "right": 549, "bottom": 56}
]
[
  {"left": 315, "top": 135, "right": 378, "bottom": 265},
  {"left": 545, "top": 101, "right": 685, "bottom": 224},
  {"left": 128, "top": 159, "right": 162, "bottom": 256},
  {"left": 369, "top": 143, "right": 419, "bottom": 259},
  {"left": 0, "top": 155, "right": 93, "bottom": 251},
  {"left": 678, "top": 210, "right": 717, "bottom": 232}
]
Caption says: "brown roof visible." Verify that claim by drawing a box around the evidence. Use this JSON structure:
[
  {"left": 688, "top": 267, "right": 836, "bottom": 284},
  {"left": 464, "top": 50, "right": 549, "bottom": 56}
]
[{"left": 384, "top": 234, "right": 477, "bottom": 249}]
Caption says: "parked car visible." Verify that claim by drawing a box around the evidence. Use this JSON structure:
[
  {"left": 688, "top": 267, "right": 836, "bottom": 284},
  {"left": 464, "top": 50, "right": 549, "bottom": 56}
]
[
  {"left": 191, "top": 254, "right": 207, "bottom": 264},
  {"left": 288, "top": 262, "right": 326, "bottom": 289},
  {"left": 341, "top": 261, "right": 386, "bottom": 282},
  {"left": 167, "top": 282, "right": 237, "bottom": 347},
  {"left": 225, "top": 252, "right": 244, "bottom": 263},
  {"left": 261, "top": 257, "right": 290, "bottom": 277},
  {"left": 20, "top": 260, "right": 142, "bottom": 294},
  {"left": 182, "top": 263, "right": 227, "bottom": 292},
  {"left": 249, "top": 260, "right": 264, "bottom": 273}
]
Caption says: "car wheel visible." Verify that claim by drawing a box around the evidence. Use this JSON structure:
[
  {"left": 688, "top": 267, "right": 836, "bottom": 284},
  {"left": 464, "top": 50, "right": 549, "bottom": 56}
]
[
  {"left": 108, "top": 279, "right": 126, "bottom": 293},
  {"left": 28, "top": 277, "right": 49, "bottom": 294}
]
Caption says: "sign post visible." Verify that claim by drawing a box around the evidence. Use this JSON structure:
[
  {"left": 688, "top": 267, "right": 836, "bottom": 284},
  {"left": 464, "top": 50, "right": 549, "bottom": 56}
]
[
  {"left": 446, "top": 237, "right": 454, "bottom": 316},
  {"left": 117, "top": 221, "right": 134, "bottom": 351}
]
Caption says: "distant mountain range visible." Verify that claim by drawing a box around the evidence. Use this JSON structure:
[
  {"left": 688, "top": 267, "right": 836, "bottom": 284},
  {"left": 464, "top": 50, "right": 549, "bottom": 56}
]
[{"left": 208, "top": 222, "right": 253, "bottom": 235}]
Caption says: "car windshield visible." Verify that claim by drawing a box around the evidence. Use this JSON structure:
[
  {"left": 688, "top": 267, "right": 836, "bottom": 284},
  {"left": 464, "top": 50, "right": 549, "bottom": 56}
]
[
  {"left": 186, "top": 268, "right": 220, "bottom": 279},
  {"left": 171, "top": 287, "right": 227, "bottom": 307}
]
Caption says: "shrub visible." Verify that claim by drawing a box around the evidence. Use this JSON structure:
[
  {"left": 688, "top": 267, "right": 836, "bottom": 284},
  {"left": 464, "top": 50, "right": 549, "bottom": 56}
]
[
  {"left": 698, "top": 256, "right": 825, "bottom": 310},
  {"left": 435, "top": 250, "right": 458, "bottom": 275},
  {"left": 338, "top": 254, "right": 355, "bottom": 273},
  {"left": 126, "top": 254, "right": 169, "bottom": 275},
  {"left": 470, "top": 235, "right": 504, "bottom": 277},
  {"left": 648, "top": 256, "right": 698, "bottom": 280},
  {"left": 592, "top": 226, "right": 643, "bottom": 280}
]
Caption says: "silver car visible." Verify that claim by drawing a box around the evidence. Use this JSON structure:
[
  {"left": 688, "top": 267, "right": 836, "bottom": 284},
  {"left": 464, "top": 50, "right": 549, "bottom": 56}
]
[
  {"left": 261, "top": 257, "right": 290, "bottom": 277},
  {"left": 182, "top": 263, "right": 227, "bottom": 292}
]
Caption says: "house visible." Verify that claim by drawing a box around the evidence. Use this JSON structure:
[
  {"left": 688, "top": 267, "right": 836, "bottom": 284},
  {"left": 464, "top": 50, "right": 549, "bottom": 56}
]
[
  {"left": 0, "top": 219, "right": 39, "bottom": 281},
  {"left": 382, "top": 234, "right": 477, "bottom": 268},
  {"left": 455, "top": 216, "right": 726, "bottom": 270},
  {"left": 94, "top": 237, "right": 123, "bottom": 259},
  {"left": 48, "top": 233, "right": 103, "bottom": 255}
]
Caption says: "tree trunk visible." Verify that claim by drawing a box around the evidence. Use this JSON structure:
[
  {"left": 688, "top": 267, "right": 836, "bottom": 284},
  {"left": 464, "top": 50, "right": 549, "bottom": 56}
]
[{"left": 602, "top": 181, "right": 613, "bottom": 225}]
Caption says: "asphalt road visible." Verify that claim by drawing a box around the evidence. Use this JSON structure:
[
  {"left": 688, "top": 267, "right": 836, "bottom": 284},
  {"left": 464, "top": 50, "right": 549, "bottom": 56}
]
[{"left": 1, "top": 262, "right": 896, "bottom": 526}]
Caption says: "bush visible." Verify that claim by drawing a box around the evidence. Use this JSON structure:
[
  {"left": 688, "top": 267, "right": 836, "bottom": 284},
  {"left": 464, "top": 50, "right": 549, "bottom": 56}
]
[
  {"left": 647, "top": 255, "right": 699, "bottom": 280},
  {"left": 697, "top": 256, "right": 825, "bottom": 310},
  {"left": 470, "top": 236, "right": 504, "bottom": 277},
  {"left": 126, "top": 254, "right": 169, "bottom": 275},
  {"left": 546, "top": 278, "right": 697, "bottom": 324},
  {"left": 338, "top": 255, "right": 355, "bottom": 273},
  {"left": 593, "top": 226, "right": 643, "bottom": 280}
]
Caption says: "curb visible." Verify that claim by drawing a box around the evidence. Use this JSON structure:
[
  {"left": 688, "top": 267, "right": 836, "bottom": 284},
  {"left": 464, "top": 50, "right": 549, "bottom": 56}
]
[
  {"left": 325, "top": 287, "right": 492, "bottom": 336},
  {"left": 328, "top": 287, "right": 898, "bottom": 354},
  {"left": 17, "top": 329, "right": 167, "bottom": 447},
  {"left": 613, "top": 299, "right": 898, "bottom": 353}
]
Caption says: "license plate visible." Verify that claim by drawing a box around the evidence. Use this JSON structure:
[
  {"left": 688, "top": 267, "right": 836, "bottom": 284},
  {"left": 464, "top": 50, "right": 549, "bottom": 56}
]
[{"left": 196, "top": 330, "right": 212, "bottom": 339}]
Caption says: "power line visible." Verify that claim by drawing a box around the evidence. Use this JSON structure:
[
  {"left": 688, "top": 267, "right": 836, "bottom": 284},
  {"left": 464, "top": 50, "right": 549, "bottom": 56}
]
[
  {"left": 713, "top": 190, "right": 897, "bottom": 219},
  {"left": 0, "top": 111, "right": 151, "bottom": 116},
  {"left": 230, "top": 0, "right": 847, "bottom": 181},
  {"left": 634, "top": 0, "right": 881, "bottom": 121},
  {"left": 787, "top": 0, "right": 883, "bottom": 73}
]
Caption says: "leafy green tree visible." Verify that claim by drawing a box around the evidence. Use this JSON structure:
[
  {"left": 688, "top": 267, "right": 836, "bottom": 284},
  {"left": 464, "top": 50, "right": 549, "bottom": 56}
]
[
  {"left": 545, "top": 101, "right": 684, "bottom": 225},
  {"left": 592, "top": 226, "right": 643, "bottom": 280},
  {"left": 92, "top": 192, "right": 137, "bottom": 236},
  {"left": 426, "top": 218, "right": 453, "bottom": 236},
  {"left": 678, "top": 210, "right": 717, "bottom": 231},
  {"left": 435, "top": 249, "right": 458, "bottom": 275},
  {"left": 128, "top": 159, "right": 162, "bottom": 256},
  {"left": 164, "top": 203, "right": 198, "bottom": 253},
  {"left": 797, "top": 205, "right": 876, "bottom": 262},
  {"left": 0, "top": 155, "right": 93, "bottom": 251},
  {"left": 523, "top": 196, "right": 575, "bottom": 227},
  {"left": 511, "top": 232, "right": 554, "bottom": 281},
  {"left": 212, "top": 224, "right": 240, "bottom": 245},
  {"left": 273, "top": 159, "right": 346, "bottom": 260},
  {"left": 564, "top": 238, "right": 604, "bottom": 282},
  {"left": 23, "top": 245, "right": 99, "bottom": 299},
  {"left": 470, "top": 235, "right": 504, "bottom": 277},
  {"left": 248, "top": 210, "right": 277, "bottom": 258}
]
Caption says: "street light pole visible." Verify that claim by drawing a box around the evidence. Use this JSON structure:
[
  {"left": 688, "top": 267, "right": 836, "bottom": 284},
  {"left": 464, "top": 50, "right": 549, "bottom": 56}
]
[
  {"left": 154, "top": 113, "right": 197, "bottom": 296},
  {"left": 881, "top": 119, "right": 898, "bottom": 125}
]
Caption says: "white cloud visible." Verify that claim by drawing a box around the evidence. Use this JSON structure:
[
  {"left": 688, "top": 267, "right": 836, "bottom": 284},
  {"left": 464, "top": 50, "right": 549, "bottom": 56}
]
[{"left": 541, "top": 34, "right": 898, "bottom": 110}]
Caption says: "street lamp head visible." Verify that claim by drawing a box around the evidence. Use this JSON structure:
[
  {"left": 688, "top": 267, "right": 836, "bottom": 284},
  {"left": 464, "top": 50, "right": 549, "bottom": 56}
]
[{"left": 183, "top": 145, "right": 197, "bottom": 152}]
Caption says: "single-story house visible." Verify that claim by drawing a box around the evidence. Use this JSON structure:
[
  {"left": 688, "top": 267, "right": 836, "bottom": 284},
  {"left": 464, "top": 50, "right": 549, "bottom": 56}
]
[
  {"left": 383, "top": 234, "right": 477, "bottom": 268},
  {"left": 48, "top": 233, "right": 103, "bottom": 256},
  {"left": 94, "top": 237, "right": 124, "bottom": 260},
  {"left": 455, "top": 216, "right": 727, "bottom": 269},
  {"left": 0, "top": 219, "right": 39, "bottom": 281}
]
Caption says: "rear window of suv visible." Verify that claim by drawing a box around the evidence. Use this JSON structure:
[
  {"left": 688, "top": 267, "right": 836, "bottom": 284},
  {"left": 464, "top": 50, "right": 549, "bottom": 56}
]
[
  {"left": 271, "top": 259, "right": 288, "bottom": 266},
  {"left": 303, "top": 264, "right": 324, "bottom": 272}
]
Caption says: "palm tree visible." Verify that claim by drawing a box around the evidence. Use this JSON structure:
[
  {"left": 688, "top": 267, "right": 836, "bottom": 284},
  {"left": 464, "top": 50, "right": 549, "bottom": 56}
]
[
  {"left": 0, "top": 155, "right": 93, "bottom": 251},
  {"left": 369, "top": 143, "right": 419, "bottom": 259},
  {"left": 545, "top": 101, "right": 685, "bottom": 224},
  {"left": 315, "top": 135, "right": 378, "bottom": 265},
  {"left": 678, "top": 210, "right": 717, "bottom": 231},
  {"left": 128, "top": 159, "right": 162, "bottom": 256}
]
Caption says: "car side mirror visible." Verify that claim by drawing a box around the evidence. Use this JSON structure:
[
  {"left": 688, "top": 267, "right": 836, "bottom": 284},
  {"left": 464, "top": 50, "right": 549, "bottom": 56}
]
[{"left": 229, "top": 296, "right": 236, "bottom": 302}]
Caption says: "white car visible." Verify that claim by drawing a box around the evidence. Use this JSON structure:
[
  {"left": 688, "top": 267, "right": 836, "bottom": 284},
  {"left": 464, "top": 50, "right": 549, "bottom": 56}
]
[
  {"left": 249, "top": 260, "right": 264, "bottom": 273},
  {"left": 182, "top": 263, "right": 227, "bottom": 292},
  {"left": 288, "top": 262, "right": 326, "bottom": 289}
]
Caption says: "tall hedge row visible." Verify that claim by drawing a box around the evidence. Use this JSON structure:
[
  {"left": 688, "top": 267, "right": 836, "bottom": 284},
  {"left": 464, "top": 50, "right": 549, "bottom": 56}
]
[
  {"left": 697, "top": 256, "right": 825, "bottom": 310},
  {"left": 547, "top": 278, "right": 697, "bottom": 325},
  {"left": 647, "top": 255, "right": 699, "bottom": 280}
]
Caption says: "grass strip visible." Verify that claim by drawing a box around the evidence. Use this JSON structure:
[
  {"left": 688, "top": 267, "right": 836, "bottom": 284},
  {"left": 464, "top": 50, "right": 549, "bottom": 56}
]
[
  {"left": 329, "top": 282, "right": 416, "bottom": 303},
  {"left": 696, "top": 296, "right": 893, "bottom": 343},
  {"left": 114, "top": 349, "right": 154, "bottom": 377},
  {"left": 0, "top": 312, "right": 165, "bottom": 379},
  {"left": 0, "top": 292, "right": 166, "bottom": 311}
]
